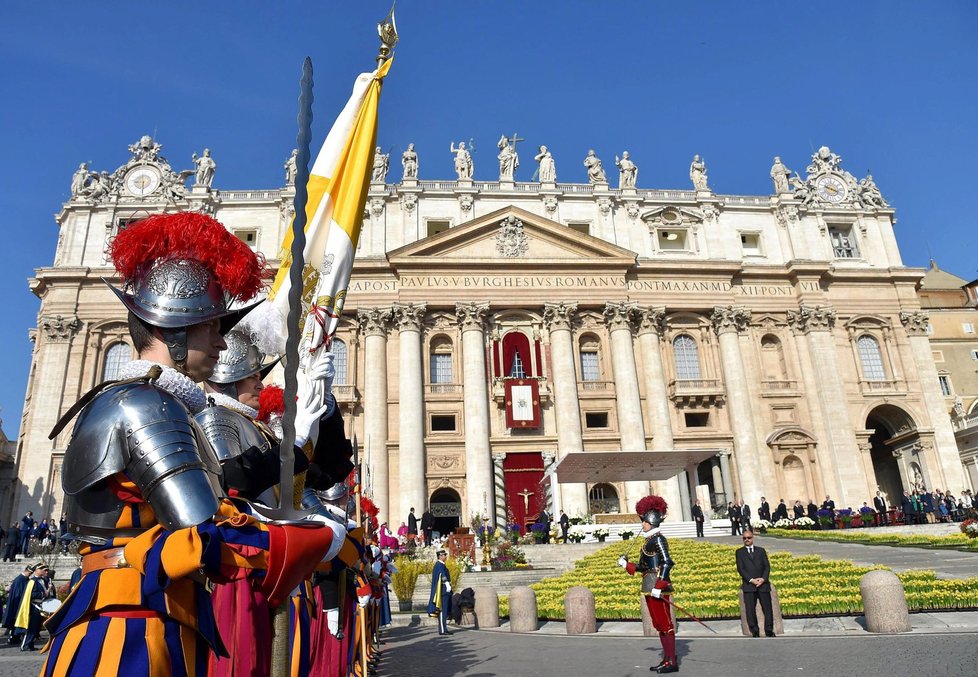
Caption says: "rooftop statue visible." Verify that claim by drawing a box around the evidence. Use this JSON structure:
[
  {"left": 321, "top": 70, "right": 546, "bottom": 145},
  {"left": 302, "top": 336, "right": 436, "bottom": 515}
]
[
  {"left": 497, "top": 134, "right": 520, "bottom": 181},
  {"left": 770, "top": 156, "right": 792, "bottom": 194},
  {"left": 402, "top": 142, "right": 418, "bottom": 180},
  {"left": 689, "top": 154, "right": 709, "bottom": 191},
  {"left": 534, "top": 145, "right": 556, "bottom": 183},
  {"left": 372, "top": 146, "right": 390, "bottom": 183},
  {"left": 450, "top": 141, "right": 473, "bottom": 180},
  {"left": 284, "top": 149, "right": 298, "bottom": 186},
  {"left": 614, "top": 151, "right": 636, "bottom": 189},
  {"left": 584, "top": 149, "right": 607, "bottom": 185},
  {"left": 192, "top": 148, "right": 217, "bottom": 188}
]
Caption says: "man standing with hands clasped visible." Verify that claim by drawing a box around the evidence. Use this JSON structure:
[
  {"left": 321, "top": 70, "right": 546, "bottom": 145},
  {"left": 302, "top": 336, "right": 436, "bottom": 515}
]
[{"left": 736, "top": 529, "right": 775, "bottom": 637}]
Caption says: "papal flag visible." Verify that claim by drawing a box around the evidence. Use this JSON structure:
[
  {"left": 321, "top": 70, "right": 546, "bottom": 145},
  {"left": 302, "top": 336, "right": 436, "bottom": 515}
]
[{"left": 245, "top": 58, "right": 393, "bottom": 357}]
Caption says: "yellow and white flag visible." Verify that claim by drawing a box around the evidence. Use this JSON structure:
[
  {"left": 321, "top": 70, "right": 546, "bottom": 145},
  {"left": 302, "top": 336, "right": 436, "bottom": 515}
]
[{"left": 246, "top": 58, "right": 392, "bottom": 357}]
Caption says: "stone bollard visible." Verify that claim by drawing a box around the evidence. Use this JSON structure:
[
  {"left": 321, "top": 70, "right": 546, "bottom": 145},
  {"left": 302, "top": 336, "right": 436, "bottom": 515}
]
[
  {"left": 473, "top": 586, "right": 499, "bottom": 629},
  {"left": 564, "top": 586, "right": 597, "bottom": 635},
  {"left": 508, "top": 586, "right": 538, "bottom": 633},
  {"left": 640, "top": 595, "right": 677, "bottom": 636},
  {"left": 860, "top": 570, "right": 911, "bottom": 633},
  {"left": 737, "top": 584, "right": 784, "bottom": 636}
]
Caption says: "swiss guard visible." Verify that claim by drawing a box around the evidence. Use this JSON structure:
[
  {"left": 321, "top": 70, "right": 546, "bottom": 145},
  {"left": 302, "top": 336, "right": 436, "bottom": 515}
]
[
  {"left": 618, "top": 495, "right": 677, "bottom": 674},
  {"left": 427, "top": 549, "right": 453, "bottom": 635},
  {"left": 42, "top": 213, "right": 337, "bottom": 676}
]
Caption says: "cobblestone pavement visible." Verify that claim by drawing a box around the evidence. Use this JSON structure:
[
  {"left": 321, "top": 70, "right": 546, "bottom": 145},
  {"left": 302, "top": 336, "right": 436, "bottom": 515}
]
[
  {"left": 381, "top": 625, "right": 978, "bottom": 677},
  {"left": 0, "top": 640, "right": 45, "bottom": 676}
]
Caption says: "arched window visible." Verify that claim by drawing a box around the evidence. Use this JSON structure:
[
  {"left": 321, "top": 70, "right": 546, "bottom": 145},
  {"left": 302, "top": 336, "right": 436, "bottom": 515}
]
[
  {"left": 102, "top": 342, "right": 132, "bottom": 381},
  {"left": 429, "top": 336, "right": 453, "bottom": 384},
  {"left": 578, "top": 335, "right": 601, "bottom": 382},
  {"left": 588, "top": 483, "right": 621, "bottom": 514},
  {"left": 857, "top": 335, "right": 886, "bottom": 381},
  {"left": 760, "top": 335, "right": 787, "bottom": 381},
  {"left": 673, "top": 334, "right": 702, "bottom": 380},
  {"left": 332, "top": 338, "right": 348, "bottom": 385}
]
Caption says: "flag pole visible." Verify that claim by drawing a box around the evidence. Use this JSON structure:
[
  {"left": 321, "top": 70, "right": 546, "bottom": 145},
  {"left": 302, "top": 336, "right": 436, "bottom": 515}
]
[{"left": 270, "top": 55, "right": 315, "bottom": 677}]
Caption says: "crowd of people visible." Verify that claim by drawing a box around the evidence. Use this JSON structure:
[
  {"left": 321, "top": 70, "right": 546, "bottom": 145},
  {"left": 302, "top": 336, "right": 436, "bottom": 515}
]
[
  {"left": 721, "top": 487, "right": 978, "bottom": 534},
  {"left": 0, "top": 512, "right": 71, "bottom": 561}
]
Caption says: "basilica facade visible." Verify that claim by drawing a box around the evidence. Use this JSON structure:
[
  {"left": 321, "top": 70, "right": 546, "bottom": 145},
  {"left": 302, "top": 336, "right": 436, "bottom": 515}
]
[{"left": 10, "top": 137, "right": 967, "bottom": 531}]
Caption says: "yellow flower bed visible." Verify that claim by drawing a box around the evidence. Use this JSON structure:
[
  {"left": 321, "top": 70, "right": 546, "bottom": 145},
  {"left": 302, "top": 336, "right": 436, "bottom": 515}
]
[
  {"left": 497, "top": 539, "right": 978, "bottom": 620},
  {"left": 765, "top": 528, "right": 978, "bottom": 550}
]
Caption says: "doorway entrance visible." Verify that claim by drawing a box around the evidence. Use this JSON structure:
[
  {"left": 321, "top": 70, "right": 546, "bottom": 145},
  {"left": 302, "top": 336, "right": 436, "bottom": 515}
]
[
  {"left": 429, "top": 488, "right": 461, "bottom": 538},
  {"left": 866, "top": 404, "right": 917, "bottom": 500}
]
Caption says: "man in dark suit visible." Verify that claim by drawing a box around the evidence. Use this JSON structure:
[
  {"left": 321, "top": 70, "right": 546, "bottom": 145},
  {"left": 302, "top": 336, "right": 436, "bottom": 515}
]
[
  {"left": 559, "top": 510, "right": 570, "bottom": 543},
  {"left": 874, "top": 491, "right": 889, "bottom": 526},
  {"left": 538, "top": 508, "right": 552, "bottom": 543},
  {"left": 421, "top": 509, "right": 434, "bottom": 545},
  {"left": 407, "top": 507, "right": 418, "bottom": 542},
  {"left": 691, "top": 499, "right": 705, "bottom": 538},
  {"left": 735, "top": 530, "right": 775, "bottom": 637},
  {"left": 728, "top": 502, "right": 742, "bottom": 536},
  {"left": 772, "top": 499, "right": 789, "bottom": 522},
  {"left": 758, "top": 497, "right": 771, "bottom": 522},
  {"left": 821, "top": 495, "right": 836, "bottom": 511},
  {"left": 740, "top": 501, "right": 752, "bottom": 532}
]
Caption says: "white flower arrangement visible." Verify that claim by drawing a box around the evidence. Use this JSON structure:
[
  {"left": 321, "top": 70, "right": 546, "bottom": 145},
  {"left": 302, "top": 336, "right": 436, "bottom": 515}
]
[
  {"left": 593, "top": 528, "right": 610, "bottom": 538},
  {"left": 755, "top": 519, "right": 773, "bottom": 532},
  {"left": 773, "top": 518, "right": 793, "bottom": 529},
  {"left": 794, "top": 516, "right": 815, "bottom": 526}
]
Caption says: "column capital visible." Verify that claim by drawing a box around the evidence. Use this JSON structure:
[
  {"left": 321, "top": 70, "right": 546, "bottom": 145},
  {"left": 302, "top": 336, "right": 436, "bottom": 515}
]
[
  {"left": 492, "top": 452, "right": 506, "bottom": 465},
  {"left": 786, "top": 303, "right": 836, "bottom": 334},
  {"left": 899, "top": 310, "right": 930, "bottom": 337},
  {"left": 357, "top": 307, "right": 392, "bottom": 337},
  {"left": 710, "top": 306, "right": 751, "bottom": 336},
  {"left": 391, "top": 302, "right": 427, "bottom": 332},
  {"left": 542, "top": 451, "right": 556, "bottom": 465},
  {"left": 40, "top": 314, "right": 81, "bottom": 343},
  {"left": 636, "top": 306, "right": 667, "bottom": 337},
  {"left": 543, "top": 302, "right": 577, "bottom": 332},
  {"left": 602, "top": 301, "right": 637, "bottom": 332},
  {"left": 455, "top": 301, "right": 490, "bottom": 333}
]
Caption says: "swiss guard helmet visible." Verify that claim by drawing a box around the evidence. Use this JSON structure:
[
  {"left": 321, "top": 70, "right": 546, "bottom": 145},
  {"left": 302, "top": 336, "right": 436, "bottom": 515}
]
[
  {"left": 636, "top": 495, "right": 668, "bottom": 529},
  {"left": 105, "top": 213, "right": 266, "bottom": 364},
  {"left": 207, "top": 329, "right": 281, "bottom": 396}
]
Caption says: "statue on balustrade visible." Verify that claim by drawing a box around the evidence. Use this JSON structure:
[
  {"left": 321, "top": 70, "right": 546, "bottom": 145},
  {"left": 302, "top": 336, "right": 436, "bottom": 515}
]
[
  {"left": 534, "top": 145, "right": 556, "bottom": 183},
  {"left": 450, "top": 141, "right": 473, "bottom": 180},
  {"left": 402, "top": 142, "right": 418, "bottom": 180},
  {"left": 584, "top": 149, "right": 607, "bottom": 184}
]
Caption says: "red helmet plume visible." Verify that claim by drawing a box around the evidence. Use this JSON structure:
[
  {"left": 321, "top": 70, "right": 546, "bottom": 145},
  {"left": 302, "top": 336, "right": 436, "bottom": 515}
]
[{"left": 636, "top": 495, "right": 668, "bottom": 518}]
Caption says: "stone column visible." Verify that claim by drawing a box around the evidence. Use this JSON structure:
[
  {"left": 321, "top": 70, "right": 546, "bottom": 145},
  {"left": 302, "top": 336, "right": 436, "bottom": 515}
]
[
  {"left": 677, "top": 471, "right": 691, "bottom": 521},
  {"left": 358, "top": 308, "right": 392, "bottom": 523},
  {"left": 543, "top": 302, "right": 588, "bottom": 515},
  {"left": 604, "top": 302, "right": 650, "bottom": 511},
  {"left": 711, "top": 306, "right": 764, "bottom": 505},
  {"left": 686, "top": 462, "right": 700, "bottom": 515},
  {"left": 711, "top": 458, "right": 724, "bottom": 503},
  {"left": 492, "top": 454, "right": 507, "bottom": 527},
  {"left": 457, "top": 302, "right": 495, "bottom": 525},
  {"left": 542, "top": 452, "right": 557, "bottom": 516},
  {"left": 16, "top": 315, "right": 81, "bottom": 517},
  {"left": 635, "top": 308, "right": 683, "bottom": 515},
  {"left": 788, "top": 305, "right": 863, "bottom": 506},
  {"left": 901, "top": 311, "right": 966, "bottom": 491},
  {"left": 392, "top": 303, "right": 427, "bottom": 522},
  {"left": 718, "top": 449, "right": 735, "bottom": 505}
]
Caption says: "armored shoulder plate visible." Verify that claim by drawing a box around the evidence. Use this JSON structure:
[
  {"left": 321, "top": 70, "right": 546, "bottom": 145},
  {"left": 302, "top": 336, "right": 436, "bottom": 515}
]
[
  {"left": 63, "top": 382, "right": 223, "bottom": 533},
  {"left": 195, "top": 403, "right": 269, "bottom": 462}
]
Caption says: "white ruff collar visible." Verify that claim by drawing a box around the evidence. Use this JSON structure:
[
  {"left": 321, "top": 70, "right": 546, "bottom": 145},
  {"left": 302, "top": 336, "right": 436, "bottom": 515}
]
[
  {"left": 118, "top": 360, "right": 208, "bottom": 414},
  {"left": 639, "top": 527, "right": 662, "bottom": 539},
  {"left": 206, "top": 391, "right": 258, "bottom": 419}
]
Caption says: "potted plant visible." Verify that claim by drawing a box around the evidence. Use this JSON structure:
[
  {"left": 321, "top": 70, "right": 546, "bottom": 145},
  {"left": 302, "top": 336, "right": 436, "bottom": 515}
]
[
  {"left": 390, "top": 558, "right": 420, "bottom": 612},
  {"left": 530, "top": 522, "right": 549, "bottom": 543},
  {"left": 566, "top": 530, "right": 585, "bottom": 544},
  {"left": 593, "top": 528, "right": 609, "bottom": 543},
  {"left": 816, "top": 508, "right": 835, "bottom": 529},
  {"left": 858, "top": 506, "right": 875, "bottom": 527},
  {"left": 837, "top": 508, "right": 854, "bottom": 528},
  {"left": 619, "top": 530, "right": 634, "bottom": 541}
]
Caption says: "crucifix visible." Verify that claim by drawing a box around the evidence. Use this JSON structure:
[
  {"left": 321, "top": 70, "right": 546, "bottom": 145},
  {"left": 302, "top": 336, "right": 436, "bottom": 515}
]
[
  {"left": 517, "top": 489, "right": 535, "bottom": 513},
  {"left": 509, "top": 132, "right": 525, "bottom": 155}
]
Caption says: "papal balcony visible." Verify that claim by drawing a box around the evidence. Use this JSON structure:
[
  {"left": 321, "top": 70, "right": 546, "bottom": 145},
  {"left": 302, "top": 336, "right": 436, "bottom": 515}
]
[
  {"left": 579, "top": 380, "right": 614, "bottom": 398},
  {"left": 859, "top": 379, "right": 903, "bottom": 396},
  {"left": 425, "top": 383, "right": 463, "bottom": 399},
  {"left": 668, "top": 378, "right": 725, "bottom": 407}
]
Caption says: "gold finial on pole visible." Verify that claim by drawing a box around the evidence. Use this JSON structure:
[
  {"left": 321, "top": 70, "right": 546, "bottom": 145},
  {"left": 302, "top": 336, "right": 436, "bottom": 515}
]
[{"left": 377, "top": 3, "right": 399, "bottom": 65}]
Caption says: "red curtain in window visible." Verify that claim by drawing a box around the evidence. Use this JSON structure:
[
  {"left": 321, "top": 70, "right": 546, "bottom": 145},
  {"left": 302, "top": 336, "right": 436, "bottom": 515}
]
[
  {"left": 502, "top": 331, "right": 532, "bottom": 377},
  {"left": 502, "top": 452, "right": 546, "bottom": 533}
]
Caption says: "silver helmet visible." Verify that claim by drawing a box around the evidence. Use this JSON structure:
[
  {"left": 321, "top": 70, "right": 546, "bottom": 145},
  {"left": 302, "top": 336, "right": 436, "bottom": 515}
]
[
  {"left": 105, "top": 258, "right": 259, "bottom": 335},
  {"left": 208, "top": 329, "right": 280, "bottom": 385}
]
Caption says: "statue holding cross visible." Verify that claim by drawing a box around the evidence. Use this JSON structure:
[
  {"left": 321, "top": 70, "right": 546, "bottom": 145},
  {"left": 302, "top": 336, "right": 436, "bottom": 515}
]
[{"left": 497, "top": 132, "right": 523, "bottom": 181}]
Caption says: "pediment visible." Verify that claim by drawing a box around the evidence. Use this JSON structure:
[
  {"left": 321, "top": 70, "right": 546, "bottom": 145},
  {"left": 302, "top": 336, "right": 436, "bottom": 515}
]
[{"left": 387, "top": 206, "right": 637, "bottom": 270}]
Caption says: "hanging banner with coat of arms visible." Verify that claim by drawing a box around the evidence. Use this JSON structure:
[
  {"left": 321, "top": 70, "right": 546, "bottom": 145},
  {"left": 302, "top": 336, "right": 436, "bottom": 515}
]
[{"left": 505, "top": 378, "right": 541, "bottom": 429}]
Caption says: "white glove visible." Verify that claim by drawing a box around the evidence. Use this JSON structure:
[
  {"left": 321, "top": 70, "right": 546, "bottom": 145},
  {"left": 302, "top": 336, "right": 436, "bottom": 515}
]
[
  {"left": 294, "top": 380, "right": 331, "bottom": 448},
  {"left": 649, "top": 588, "right": 662, "bottom": 599},
  {"left": 358, "top": 594, "right": 370, "bottom": 608},
  {"left": 617, "top": 555, "right": 628, "bottom": 569},
  {"left": 445, "top": 581, "right": 452, "bottom": 593},
  {"left": 307, "top": 351, "right": 335, "bottom": 401},
  {"left": 325, "top": 607, "right": 339, "bottom": 635}
]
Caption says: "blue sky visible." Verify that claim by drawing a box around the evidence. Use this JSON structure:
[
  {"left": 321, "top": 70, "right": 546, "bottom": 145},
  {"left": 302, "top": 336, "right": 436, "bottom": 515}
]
[{"left": 1, "top": 1, "right": 977, "bottom": 437}]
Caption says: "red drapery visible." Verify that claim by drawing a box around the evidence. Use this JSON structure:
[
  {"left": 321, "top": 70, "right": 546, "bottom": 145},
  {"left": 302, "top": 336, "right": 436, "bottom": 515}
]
[
  {"left": 503, "top": 452, "right": 546, "bottom": 533},
  {"left": 502, "top": 331, "right": 533, "bottom": 377}
]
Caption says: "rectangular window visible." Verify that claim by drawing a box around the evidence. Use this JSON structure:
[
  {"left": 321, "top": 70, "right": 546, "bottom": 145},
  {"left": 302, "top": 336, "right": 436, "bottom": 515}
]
[
  {"left": 971, "top": 349, "right": 978, "bottom": 360},
  {"left": 926, "top": 324, "right": 934, "bottom": 335},
  {"left": 657, "top": 228, "right": 689, "bottom": 251},
  {"left": 580, "top": 351, "right": 600, "bottom": 381},
  {"left": 430, "top": 353, "right": 453, "bottom": 384},
  {"left": 584, "top": 412, "right": 609, "bottom": 429},
  {"left": 828, "top": 226, "right": 858, "bottom": 258},
  {"left": 963, "top": 323, "right": 976, "bottom": 334},
  {"left": 568, "top": 222, "right": 590, "bottom": 236},
  {"left": 426, "top": 220, "right": 450, "bottom": 238},
  {"left": 234, "top": 229, "right": 258, "bottom": 248},
  {"left": 430, "top": 414, "right": 457, "bottom": 432},
  {"left": 684, "top": 412, "right": 710, "bottom": 428},
  {"left": 938, "top": 375, "right": 953, "bottom": 396},
  {"left": 740, "top": 232, "right": 762, "bottom": 256}
]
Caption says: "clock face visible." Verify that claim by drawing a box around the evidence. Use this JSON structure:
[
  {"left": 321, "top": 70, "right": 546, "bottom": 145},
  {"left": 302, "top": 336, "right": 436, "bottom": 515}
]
[
  {"left": 815, "top": 175, "right": 847, "bottom": 204},
  {"left": 124, "top": 166, "right": 161, "bottom": 197}
]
